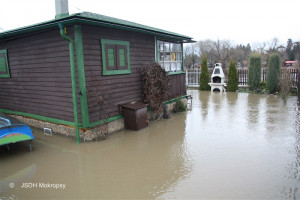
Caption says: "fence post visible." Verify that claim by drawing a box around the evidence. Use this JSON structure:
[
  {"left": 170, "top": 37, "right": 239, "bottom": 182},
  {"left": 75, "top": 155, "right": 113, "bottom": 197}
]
[
  {"left": 196, "top": 69, "right": 199, "bottom": 86},
  {"left": 185, "top": 70, "right": 188, "bottom": 86}
]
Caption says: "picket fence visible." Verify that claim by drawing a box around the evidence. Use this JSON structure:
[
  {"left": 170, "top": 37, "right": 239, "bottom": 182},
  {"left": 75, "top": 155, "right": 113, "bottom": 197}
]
[{"left": 185, "top": 68, "right": 299, "bottom": 88}]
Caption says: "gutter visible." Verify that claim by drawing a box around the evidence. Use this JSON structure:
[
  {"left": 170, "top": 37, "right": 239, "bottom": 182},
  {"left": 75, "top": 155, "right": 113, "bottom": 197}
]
[{"left": 58, "top": 23, "right": 80, "bottom": 144}]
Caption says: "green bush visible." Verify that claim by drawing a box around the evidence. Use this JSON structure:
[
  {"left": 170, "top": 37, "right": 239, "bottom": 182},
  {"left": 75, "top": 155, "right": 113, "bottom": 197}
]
[
  {"left": 267, "top": 53, "right": 281, "bottom": 94},
  {"left": 227, "top": 59, "right": 238, "bottom": 92},
  {"left": 248, "top": 53, "right": 262, "bottom": 91},
  {"left": 174, "top": 100, "right": 186, "bottom": 112},
  {"left": 259, "top": 81, "right": 267, "bottom": 90},
  {"left": 199, "top": 55, "right": 211, "bottom": 91}
]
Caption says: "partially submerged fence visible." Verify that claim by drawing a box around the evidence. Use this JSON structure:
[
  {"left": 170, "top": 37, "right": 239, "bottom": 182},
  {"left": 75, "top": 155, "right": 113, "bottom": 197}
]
[{"left": 186, "top": 68, "right": 299, "bottom": 88}]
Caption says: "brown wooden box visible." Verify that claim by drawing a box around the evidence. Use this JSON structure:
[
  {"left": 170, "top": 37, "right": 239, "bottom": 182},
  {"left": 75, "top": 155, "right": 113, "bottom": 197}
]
[{"left": 121, "top": 102, "right": 148, "bottom": 130}]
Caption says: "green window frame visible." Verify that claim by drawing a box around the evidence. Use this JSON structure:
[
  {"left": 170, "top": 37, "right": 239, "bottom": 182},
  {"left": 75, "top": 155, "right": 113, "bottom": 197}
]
[
  {"left": 0, "top": 49, "right": 10, "bottom": 78},
  {"left": 101, "top": 39, "right": 131, "bottom": 75},
  {"left": 156, "top": 39, "right": 183, "bottom": 74}
]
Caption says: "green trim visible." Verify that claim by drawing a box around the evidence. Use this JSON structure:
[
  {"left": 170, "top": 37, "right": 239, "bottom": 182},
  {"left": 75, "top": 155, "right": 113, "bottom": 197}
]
[
  {"left": 0, "top": 49, "right": 10, "bottom": 78},
  {"left": 155, "top": 36, "right": 158, "bottom": 62},
  {"left": 147, "top": 95, "right": 189, "bottom": 111},
  {"left": 168, "top": 71, "right": 185, "bottom": 75},
  {"left": 181, "top": 43, "right": 184, "bottom": 70},
  {"left": 59, "top": 23, "right": 80, "bottom": 144},
  {"left": 88, "top": 114, "right": 123, "bottom": 128},
  {"left": 0, "top": 108, "right": 76, "bottom": 126},
  {"left": 0, "top": 135, "right": 32, "bottom": 145},
  {"left": 101, "top": 39, "right": 131, "bottom": 76},
  {"left": 163, "top": 95, "right": 189, "bottom": 105},
  {"left": 74, "top": 25, "right": 89, "bottom": 129}
]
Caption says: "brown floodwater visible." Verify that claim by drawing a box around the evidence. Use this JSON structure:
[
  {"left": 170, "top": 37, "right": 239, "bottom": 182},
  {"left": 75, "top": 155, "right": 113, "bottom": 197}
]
[{"left": 1, "top": 90, "right": 300, "bottom": 199}]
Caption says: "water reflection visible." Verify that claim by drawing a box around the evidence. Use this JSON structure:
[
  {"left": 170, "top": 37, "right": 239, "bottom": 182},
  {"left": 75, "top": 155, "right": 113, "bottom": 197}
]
[
  {"left": 198, "top": 90, "right": 210, "bottom": 121},
  {"left": 247, "top": 93, "right": 262, "bottom": 126},
  {"left": 211, "top": 92, "right": 223, "bottom": 114}
]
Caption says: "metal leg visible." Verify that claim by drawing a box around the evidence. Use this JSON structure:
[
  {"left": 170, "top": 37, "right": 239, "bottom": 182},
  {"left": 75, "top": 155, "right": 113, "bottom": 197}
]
[
  {"left": 6, "top": 145, "right": 10, "bottom": 151},
  {"left": 29, "top": 140, "right": 32, "bottom": 152}
]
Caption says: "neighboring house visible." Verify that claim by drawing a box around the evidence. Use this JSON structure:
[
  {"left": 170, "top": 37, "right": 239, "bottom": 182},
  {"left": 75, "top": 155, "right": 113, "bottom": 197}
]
[
  {"left": 277, "top": 45, "right": 286, "bottom": 52},
  {"left": 0, "top": 7, "right": 193, "bottom": 142}
]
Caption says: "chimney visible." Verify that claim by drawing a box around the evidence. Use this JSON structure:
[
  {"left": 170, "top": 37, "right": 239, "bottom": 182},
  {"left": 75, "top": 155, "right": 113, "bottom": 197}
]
[{"left": 55, "top": 0, "right": 69, "bottom": 19}]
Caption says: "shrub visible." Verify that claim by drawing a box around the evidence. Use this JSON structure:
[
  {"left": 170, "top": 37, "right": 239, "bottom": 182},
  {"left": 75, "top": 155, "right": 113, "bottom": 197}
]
[
  {"left": 267, "top": 53, "right": 281, "bottom": 94},
  {"left": 248, "top": 53, "right": 262, "bottom": 91},
  {"left": 199, "top": 55, "right": 211, "bottom": 91},
  {"left": 174, "top": 99, "right": 186, "bottom": 112},
  {"left": 227, "top": 59, "right": 238, "bottom": 92},
  {"left": 141, "top": 63, "right": 170, "bottom": 116},
  {"left": 259, "top": 81, "right": 267, "bottom": 91}
]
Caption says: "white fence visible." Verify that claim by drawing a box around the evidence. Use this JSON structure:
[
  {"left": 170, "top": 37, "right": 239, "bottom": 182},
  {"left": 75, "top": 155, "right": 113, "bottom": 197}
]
[{"left": 185, "top": 69, "right": 201, "bottom": 87}]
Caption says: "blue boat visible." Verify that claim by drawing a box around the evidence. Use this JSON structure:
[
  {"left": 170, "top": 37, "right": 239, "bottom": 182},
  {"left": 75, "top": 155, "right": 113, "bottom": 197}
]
[{"left": 0, "top": 112, "right": 34, "bottom": 151}]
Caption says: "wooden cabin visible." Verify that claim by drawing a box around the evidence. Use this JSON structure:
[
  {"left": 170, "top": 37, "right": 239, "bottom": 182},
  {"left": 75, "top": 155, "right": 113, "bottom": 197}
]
[{"left": 0, "top": 12, "right": 193, "bottom": 141}]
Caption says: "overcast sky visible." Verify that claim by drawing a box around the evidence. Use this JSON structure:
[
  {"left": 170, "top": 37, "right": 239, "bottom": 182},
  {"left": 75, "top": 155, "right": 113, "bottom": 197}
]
[{"left": 1, "top": 0, "right": 300, "bottom": 46}]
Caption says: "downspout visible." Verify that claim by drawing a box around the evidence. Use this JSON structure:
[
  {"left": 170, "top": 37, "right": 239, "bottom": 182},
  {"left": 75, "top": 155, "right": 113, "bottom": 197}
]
[{"left": 58, "top": 23, "right": 80, "bottom": 144}]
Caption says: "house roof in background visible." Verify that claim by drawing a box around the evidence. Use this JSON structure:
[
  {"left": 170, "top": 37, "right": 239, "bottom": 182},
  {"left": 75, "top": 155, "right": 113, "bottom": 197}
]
[
  {"left": 0, "top": 12, "right": 194, "bottom": 43},
  {"left": 285, "top": 61, "right": 298, "bottom": 64}
]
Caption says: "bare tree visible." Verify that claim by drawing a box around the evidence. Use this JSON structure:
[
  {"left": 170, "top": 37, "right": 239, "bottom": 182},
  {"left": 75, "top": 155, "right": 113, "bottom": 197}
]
[
  {"left": 267, "top": 37, "right": 279, "bottom": 51},
  {"left": 279, "top": 69, "right": 293, "bottom": 103},
  {"left": 252, "top": 42, "right": 267, "bottom": 54},
  {"left": 184, "top": 43, "right": 199, "bottom": 69},
  {"left": 210, "top": 39, "right": 232, "bottom": 69}
]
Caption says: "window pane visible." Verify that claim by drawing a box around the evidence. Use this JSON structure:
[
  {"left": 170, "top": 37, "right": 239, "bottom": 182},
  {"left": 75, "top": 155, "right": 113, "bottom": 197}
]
[
  {"left": 159, "top": 52, "right": 164, "bottom": 62},
  {"left": 176, "top": 53, "right": 182, "bottom": 61},
  {"left": 170, "top": 43, "right": 175, "bottom": 52},
  {"left": 159, "top": 61, "right": 164, "bottom": 68},
  {"left": 108, "top": 48, "right": 115, "bottom": 67},
  {"left": 119, "top": 49, "right": 125, "bottom": 67},
  {"left": 177, "top": 43, "right": 182, "bottom": 51},
  {"left": 165, "top": 52, "right": 171, "bottom": 61},
  {"left": 177, "top": 62, "right": 182, "bottom": 71},
  {"left": 158, "top": 41, "right": 164, "bottom": 52},
  {"left": 164, "top": 62, "right": 170, "bottom": 72},
  {"left": 164, "top": 42, "right": 170, "bottom": 52},
  {"left": 0, "top": 57, "right": 5, "bottom": 72},
  {"left": 171, "top": 62, "right": 176, "bottom": 71}
]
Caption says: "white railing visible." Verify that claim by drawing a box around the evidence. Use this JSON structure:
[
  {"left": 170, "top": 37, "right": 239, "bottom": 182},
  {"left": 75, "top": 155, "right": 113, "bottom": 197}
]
[{"left": 186, "top": 69, "right": 201, "bottom": 87}]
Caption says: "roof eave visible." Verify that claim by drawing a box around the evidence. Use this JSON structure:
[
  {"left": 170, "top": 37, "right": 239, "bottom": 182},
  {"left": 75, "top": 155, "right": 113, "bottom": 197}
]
[{"left": 0, "top": 14, "right": 193, "bottom": 42}]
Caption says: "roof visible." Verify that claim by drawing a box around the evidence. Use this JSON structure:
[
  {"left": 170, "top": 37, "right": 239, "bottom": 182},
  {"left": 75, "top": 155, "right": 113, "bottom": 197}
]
[
  {"left": 285, "top": 61, "right": 298, "bottom": 64},
  {"left": 0, "top": 12, "right": 194, "bottom": 43}
]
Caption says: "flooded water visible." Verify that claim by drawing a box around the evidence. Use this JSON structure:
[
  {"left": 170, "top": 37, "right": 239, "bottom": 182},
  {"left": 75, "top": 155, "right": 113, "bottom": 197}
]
[{"left": 1, "top": 90, "right": 300, "bottom": 199}]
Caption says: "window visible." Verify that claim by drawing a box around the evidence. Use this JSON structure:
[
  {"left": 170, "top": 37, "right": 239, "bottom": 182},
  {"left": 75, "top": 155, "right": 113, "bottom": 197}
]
[
  {"left": 0, "top": 49, "right": 10, "bottom": 78},
  {"left": 101, "top": 39, "right": 130, "bottom": 75},
  {"left": 157, "top": 40, "right": 182, "bottom": 72}
]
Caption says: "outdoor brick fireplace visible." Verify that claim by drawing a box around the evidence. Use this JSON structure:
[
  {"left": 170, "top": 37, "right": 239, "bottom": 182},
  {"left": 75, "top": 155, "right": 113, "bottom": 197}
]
[{"left": 209, "top": 63, "right": 226, "bottom": 92}]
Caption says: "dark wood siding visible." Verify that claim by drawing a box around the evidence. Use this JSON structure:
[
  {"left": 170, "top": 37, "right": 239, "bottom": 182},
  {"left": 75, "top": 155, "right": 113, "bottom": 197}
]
[
  {"left": 0, "top": 28, "right": 76, "bottom": 122},
  {"left": 82, "top": 25, "right": 155, "bottom": 123},
  {"left": 168, "top": 74, "right": 186, "bottom": 99}
]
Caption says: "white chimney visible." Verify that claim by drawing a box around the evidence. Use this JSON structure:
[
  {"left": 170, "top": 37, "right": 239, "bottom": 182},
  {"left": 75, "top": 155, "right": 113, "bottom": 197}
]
[{"left": 55, "top": 0, "right": 69, "bottom": 19}]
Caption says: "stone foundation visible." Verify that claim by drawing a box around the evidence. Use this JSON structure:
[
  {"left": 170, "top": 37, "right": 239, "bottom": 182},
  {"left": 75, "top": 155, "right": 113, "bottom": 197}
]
[{"left": 9, "top": 98, "right": 188, "bottom": 142}]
